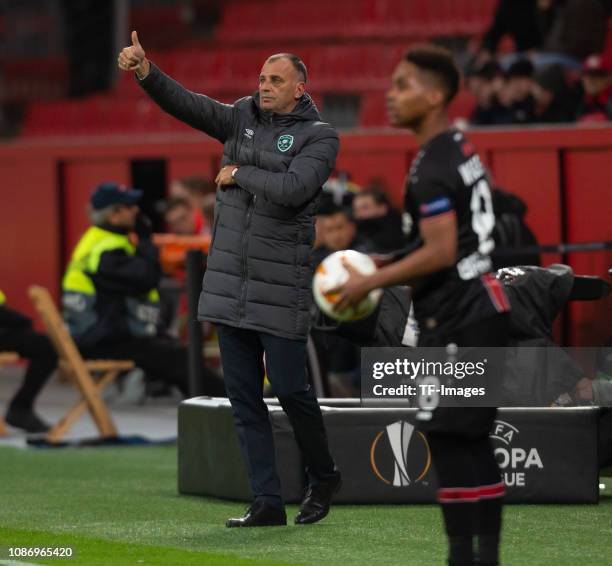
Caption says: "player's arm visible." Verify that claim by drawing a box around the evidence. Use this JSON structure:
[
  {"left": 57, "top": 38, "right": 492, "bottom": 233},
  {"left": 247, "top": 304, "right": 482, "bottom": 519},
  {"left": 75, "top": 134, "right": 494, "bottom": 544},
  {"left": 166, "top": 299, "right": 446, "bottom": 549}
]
[
  {"left": 332, "top": 212, "right": 458, "bottom": 311},
  {"left": 219, "top": 129, "right": 340, "bottom": 208},
  {"left": 118, "top": 31, "right": 236, "bottom": 143}
]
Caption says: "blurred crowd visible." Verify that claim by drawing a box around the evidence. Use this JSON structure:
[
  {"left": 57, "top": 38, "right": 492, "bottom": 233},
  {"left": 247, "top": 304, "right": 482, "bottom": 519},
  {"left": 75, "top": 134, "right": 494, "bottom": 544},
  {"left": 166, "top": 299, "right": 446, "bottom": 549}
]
[{"left": 465, "top": 0, "right": 612, "bottom": 125}]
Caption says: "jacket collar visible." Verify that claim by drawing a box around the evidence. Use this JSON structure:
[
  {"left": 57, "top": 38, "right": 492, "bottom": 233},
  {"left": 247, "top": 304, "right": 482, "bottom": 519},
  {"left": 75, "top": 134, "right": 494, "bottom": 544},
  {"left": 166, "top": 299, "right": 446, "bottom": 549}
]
[
  {"left": 252, "top": 91, "right": 321, "bottom": 125},
  {"left": 96, "top": 223, "right": 130, "bottom": 235}
]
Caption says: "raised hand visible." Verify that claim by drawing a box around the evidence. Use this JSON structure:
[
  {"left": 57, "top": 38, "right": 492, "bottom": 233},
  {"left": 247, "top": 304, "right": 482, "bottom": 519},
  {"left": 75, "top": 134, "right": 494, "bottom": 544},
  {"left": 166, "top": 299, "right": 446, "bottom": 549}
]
[{"left": 118, "top": 31, "right": 149, "bottom": 78}]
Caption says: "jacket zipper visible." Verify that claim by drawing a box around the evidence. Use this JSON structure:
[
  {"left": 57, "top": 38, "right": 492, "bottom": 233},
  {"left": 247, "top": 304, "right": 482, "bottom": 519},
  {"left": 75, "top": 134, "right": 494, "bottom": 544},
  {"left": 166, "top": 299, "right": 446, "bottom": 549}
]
[{"left": 238, "top": 194, "right": 256, "bottom": 321}]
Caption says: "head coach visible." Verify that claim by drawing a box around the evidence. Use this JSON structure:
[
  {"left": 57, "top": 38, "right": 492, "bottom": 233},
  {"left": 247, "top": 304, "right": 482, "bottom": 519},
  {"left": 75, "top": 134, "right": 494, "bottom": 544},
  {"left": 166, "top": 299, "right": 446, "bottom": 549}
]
[{"left": 118, "top": 32, "right": 341, "bottom": 528}]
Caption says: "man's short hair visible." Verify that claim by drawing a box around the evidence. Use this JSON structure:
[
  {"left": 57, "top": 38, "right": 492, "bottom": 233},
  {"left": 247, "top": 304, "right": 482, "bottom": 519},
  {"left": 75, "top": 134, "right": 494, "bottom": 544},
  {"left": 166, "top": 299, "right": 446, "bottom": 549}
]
[
  {"left": 506, "top": 58, "right": 534, "bottom": 80},
  {"left": 355, "top": 187, "right": 391, "bottom": 207},
  {"left": 165, "top": 197, "right": 191, "bottom": 215},
  {"left": 318, "top": 203, "right": 354, "bottom": 222},
  {"left": 89, "top": 205, "right": 114, "bottom": 226},
  {"left": 404, "top": 44, "right": 460, "bottom": 105},
  {"left": 176, "top": 176, "right": 215, "bottom": 196},
  {"left": 267, "top": 53, "right": 308, "bottom": 83}
]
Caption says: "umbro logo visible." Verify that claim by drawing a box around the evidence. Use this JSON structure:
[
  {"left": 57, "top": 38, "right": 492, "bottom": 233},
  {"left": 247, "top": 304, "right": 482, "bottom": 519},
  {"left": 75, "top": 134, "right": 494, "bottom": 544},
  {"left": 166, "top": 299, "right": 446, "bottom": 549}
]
[{"left": 244, "top": 128, "right": 254, "bottom": 139}]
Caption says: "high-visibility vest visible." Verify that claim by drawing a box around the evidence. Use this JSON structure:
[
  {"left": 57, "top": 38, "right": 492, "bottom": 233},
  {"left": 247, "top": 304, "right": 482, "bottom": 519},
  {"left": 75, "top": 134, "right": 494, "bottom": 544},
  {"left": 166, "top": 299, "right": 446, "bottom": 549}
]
[
  {"left": 62, "top": 226, "right": 159, "bottom": 340},
  {"left": 0, "top": 290, "right": 5, "bottom": 306}
]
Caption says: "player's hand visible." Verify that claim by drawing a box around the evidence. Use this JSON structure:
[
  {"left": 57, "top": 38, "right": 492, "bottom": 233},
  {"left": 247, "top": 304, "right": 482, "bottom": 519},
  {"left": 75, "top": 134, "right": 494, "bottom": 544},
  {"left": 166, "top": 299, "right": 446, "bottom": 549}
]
[
  {"left": 369, "top": 253, "right": 394, "bottom": 268},
  {"left": 329, "top": 257, "right": 372, "bottom": 313},
  {"left": 215, "top": 165, "right": 238, "bottom": 188},
  {"left": 118, "top": 31, "right": 149, "bottom": 78}
]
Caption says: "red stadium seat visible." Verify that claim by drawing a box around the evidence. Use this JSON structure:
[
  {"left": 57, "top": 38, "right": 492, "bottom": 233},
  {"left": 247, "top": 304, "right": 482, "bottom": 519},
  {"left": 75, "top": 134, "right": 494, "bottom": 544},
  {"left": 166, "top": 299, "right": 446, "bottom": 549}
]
[
  {"left": 17, "top": 0, "right": 497, "bottom": 137},
  {"left": 215, "top": 0, "right": 498, "bottom": 44}
]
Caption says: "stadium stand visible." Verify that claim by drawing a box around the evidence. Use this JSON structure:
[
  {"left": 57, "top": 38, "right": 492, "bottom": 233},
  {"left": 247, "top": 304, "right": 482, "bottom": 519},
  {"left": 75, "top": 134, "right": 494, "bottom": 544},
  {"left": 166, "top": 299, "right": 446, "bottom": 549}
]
[
  {"left": 214, "top": 0, "right": 498, "bottom": 43},
  {"left": 17, "top": 0, "right": 504, "bottom": 136}
]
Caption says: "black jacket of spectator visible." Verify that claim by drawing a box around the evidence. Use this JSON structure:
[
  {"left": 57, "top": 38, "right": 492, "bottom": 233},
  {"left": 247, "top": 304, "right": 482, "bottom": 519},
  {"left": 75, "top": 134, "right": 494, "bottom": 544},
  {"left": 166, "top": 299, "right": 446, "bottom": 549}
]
[
  {"left": 539, "top": 0, "right": 609, "bottom": 59},
  {"left": 138, "top": 64, "right": 339, "bottom": 340},
  {"left": 471, "top": 96, "right": 516, "bottom": 125},
  {"left": 482, "top": 0, "right": 542, "bottom": 54},
  {"left": 496, "top": 265, "right": 583, "bottom": 405},
  {"left": 491, "top": 189, "right": 541, "bottom": 269},
  {"left": 354, "top": 208, "right": 405, "bottom": 254}
]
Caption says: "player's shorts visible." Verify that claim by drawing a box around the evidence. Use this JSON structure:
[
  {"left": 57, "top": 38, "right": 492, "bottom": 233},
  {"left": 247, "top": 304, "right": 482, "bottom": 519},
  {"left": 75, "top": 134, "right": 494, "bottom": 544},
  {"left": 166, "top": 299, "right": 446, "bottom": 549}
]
[
  {"left": 414, "top": 313, "right": 509, "bottom": 438},
  {"left": 416, "top": 406, "right": 497, "bottom": 438}
]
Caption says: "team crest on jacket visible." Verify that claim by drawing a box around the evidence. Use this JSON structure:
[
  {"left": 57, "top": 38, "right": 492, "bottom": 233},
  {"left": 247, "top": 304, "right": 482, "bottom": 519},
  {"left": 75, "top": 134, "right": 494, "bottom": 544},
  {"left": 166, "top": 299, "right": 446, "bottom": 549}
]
[{"left": 277, "top": 134, "right": 294, "bottom": 152}]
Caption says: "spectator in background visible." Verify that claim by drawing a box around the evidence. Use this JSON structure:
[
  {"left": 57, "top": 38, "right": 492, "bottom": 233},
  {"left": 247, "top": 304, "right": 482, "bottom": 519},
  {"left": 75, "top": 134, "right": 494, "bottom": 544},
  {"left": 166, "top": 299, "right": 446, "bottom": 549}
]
[
  {"left": 471, "top": 59, "right": 537, "bottom": 125},
  {"left": 316, "top": 206, "right": 372, "bottom": 263},
  {"left": 577, "top": 53, "right": 612, "bottom": 122},
  {"left": 0, "top": 291, "right": 56, "bottom": 433},
  {"left": 478, "top": 0, "right": 609, "bottom": 71},
  {"left": 468, "top": 61, "right": 514, "bottom": 125},
  {"left": 490, "top": 187, "right": 542, "bottom": 269},
  {"left": 201, "top": 193, "right": 216, "bottom": 237},
  {"left": 532, "top": 64, "right": 581, "bottom": 123},
  {"left": 309, "top": 205, "right": 368, "bottom": 397},
  {"left": 62, "top": 182, "right": 224, "bottom": 398},
  {"left": 168, "top": 175, "right": 215, "bottom": 235},
  {"left": 321, "top": 170, "right": 361, "bottom": 208},
  {"left": 352, "top": 187, "right": 405, "bottom": 254},
  {"left": 478, "top": 0, "right": 542, "bottom": 65},
  {"left": 536, "top": 0, "right": 609, "bottom": 68},
  {"left": 503, "top": 58, "right": 537, "bottom": 124},
  {"left": 164, "top": 197, "right": 197, "bottom": 235}
]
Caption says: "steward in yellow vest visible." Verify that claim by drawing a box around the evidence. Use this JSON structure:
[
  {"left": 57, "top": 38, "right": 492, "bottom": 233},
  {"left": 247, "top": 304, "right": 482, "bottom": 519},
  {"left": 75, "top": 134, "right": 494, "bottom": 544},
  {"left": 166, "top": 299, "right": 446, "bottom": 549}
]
[{"left": 62, "top": 182, "right": 161, "bottom": 348}]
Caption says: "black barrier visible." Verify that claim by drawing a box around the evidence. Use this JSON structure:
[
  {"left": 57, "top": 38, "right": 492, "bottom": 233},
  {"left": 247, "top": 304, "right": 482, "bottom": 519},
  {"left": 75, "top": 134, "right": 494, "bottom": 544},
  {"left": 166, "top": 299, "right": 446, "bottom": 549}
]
[
  {"left": 185, "top": 249, "right": 205, "bottom": 397},
  {"left": 178, "top": 398, "right": 600, "bottom": 504}
]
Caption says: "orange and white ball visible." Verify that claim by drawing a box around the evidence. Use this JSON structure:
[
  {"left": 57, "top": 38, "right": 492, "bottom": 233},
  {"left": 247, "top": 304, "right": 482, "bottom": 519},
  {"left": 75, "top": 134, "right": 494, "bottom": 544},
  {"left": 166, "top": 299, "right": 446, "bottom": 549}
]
[{"left": 312, "top": 250, "right": 383, "bottom": 321}]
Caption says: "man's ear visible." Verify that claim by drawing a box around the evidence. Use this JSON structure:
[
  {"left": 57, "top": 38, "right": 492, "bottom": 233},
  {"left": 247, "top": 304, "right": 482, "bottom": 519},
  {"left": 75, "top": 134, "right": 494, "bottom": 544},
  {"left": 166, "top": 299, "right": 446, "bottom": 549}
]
[
  {"left": 426, "top": 88, "right": 445, "bottom": 108},
  {"left": 294, "top": 82, "right": 306, "bottom": 99}
]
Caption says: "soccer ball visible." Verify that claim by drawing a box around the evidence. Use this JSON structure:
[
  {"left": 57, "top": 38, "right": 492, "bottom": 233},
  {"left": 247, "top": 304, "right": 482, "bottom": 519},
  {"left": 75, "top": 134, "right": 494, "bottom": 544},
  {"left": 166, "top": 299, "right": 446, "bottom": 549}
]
[{"left": 312, "top": 250, "right": 383, "bottom": 321}]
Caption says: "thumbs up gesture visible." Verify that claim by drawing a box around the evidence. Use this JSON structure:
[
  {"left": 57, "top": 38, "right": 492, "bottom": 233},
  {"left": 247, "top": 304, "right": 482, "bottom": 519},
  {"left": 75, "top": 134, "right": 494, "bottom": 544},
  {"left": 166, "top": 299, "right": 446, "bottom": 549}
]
[{"left": 118, "top": 31, "right": 149, "bottom": 78}]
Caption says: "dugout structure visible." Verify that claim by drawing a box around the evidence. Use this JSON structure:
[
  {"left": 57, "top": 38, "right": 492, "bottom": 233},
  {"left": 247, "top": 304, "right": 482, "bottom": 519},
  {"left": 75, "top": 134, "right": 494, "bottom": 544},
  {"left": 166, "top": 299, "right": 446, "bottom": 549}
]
[{"left": 178, "top": 398, "right": 600, "bottom": 504}]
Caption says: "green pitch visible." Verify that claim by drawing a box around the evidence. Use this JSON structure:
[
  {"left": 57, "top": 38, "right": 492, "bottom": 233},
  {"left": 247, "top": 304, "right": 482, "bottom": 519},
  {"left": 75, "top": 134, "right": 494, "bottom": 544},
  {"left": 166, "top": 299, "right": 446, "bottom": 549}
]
[{"left": 0, "top": 446, "right": 610, "bottom": 566}]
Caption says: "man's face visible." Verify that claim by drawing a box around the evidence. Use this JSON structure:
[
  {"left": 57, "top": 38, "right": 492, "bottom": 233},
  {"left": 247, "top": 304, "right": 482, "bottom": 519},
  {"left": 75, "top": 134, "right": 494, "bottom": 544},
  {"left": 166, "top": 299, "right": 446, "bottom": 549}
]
[
  {"left": 321, "top": 212, "right": 356, "bottom": 251},
  {"left": 258, "top": 57, "right": 305, "bottom": 114},
  {"left": 468, "top": 76, "right": 497, "bottom": 106},
  {"left": 165, "top": 205, "right": 195, "bottom": 235},
  {"left": 108, "top": 204, "right": 139, "bottom": 230},
  {"left": 507, "top": 76, "right": 533, "bottom": 102},
  {"left": 386, "top": 61, "right": 441, "bottom": 129},
  {"left": 582, "top": 73, "right": 612, "bottom": 96},
  {"left": 353, "top": 194, "right": 388, "bottom": 220},
  {"left": 169, "top": 180, "right": 189, "bottom": 199}
]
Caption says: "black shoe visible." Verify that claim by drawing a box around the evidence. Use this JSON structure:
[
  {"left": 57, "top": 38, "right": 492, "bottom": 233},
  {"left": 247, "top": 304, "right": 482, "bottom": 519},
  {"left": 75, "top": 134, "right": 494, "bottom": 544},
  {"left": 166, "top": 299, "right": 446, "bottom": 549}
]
[
  {"left": 5, "top": 407, "right": 50, "bottom": 434},
  {"left": 226, "top": 501, "right": 287, "bottom": 528},
  {"left": 295, "top": 471, "right": 342, "bottom": 525}
]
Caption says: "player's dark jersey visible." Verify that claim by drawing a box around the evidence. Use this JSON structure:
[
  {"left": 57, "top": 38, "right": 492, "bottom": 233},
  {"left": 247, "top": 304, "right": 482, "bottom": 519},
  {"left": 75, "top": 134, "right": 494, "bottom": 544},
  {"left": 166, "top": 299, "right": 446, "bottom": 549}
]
[{"left": 403, "top": 129, "right": 509, "bottom": 336}]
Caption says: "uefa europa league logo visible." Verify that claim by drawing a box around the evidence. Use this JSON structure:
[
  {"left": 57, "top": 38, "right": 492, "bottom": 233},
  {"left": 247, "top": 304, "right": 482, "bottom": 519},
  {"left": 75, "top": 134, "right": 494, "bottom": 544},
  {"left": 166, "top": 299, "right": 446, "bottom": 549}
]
[{"left": 370, "top": 420, "right": 431, "bottom": 486}]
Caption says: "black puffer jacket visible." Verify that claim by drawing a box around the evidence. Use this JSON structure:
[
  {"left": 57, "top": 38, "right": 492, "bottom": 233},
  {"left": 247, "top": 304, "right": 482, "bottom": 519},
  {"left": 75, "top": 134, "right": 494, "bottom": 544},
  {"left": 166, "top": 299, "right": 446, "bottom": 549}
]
[{"left": 139, "top": 63, "right": 339, "bottom": 340}]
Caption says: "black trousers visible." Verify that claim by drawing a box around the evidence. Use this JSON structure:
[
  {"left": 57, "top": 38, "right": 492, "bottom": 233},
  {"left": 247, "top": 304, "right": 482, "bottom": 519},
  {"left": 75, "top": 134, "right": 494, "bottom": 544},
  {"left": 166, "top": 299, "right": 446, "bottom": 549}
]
[
  {"left": 417, "top": 313, "right": 509, "bottom": 557},
  {"left": 0, "top": 328, "right": 57, "bottom": 411},
  {"left": 81, "top": 336, "right": 224, "bottom": 397},
  {"left": 216, "top": 324, "right": 336, "bottom": 506}
]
